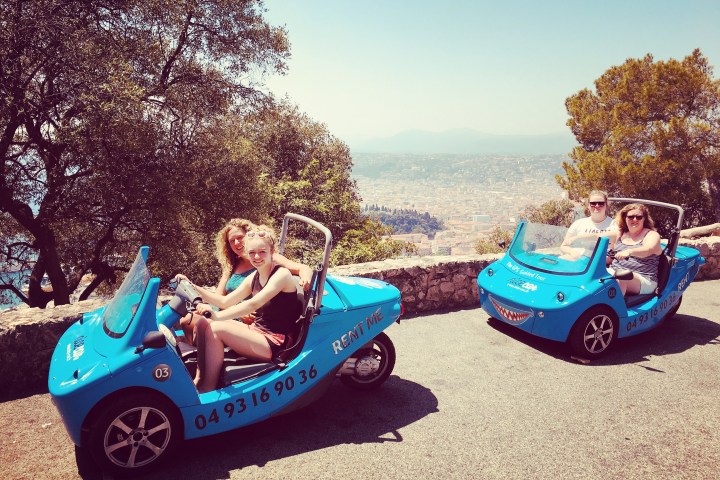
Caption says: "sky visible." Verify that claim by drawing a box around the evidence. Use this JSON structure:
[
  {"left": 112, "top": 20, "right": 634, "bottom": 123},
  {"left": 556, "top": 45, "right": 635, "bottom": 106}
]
[{"left": 263, "top": 0, "right": 720, "bottom": 143}]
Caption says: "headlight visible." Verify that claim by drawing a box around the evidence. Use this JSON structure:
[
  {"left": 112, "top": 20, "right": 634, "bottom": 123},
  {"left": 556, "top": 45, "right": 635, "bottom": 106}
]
[
  {"left": 487, "top": 268, "right": 494, "bottom": 277},
  {"left": 557, "top": 292, "right": 565, "bottom": 302}
]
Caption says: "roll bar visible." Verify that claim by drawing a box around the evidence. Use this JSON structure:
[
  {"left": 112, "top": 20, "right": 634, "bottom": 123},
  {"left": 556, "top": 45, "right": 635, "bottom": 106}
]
[{"left": 278, "top": 213, "right": 333, "bottom": 313}]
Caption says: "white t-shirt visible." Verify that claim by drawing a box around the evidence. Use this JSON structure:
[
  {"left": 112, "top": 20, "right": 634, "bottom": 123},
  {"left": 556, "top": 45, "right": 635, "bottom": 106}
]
[
  {"left": 566, "top": 216, "right": 617, "bottom": 237},
  {"left": 562, "top": 216, "right": 617, "bottom": 259}
]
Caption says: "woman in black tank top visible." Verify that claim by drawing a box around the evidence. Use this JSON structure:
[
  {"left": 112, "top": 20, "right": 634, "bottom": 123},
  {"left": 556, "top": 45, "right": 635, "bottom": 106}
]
[{"left": 190, "top": 225, "right": 302, "bottom": 393}]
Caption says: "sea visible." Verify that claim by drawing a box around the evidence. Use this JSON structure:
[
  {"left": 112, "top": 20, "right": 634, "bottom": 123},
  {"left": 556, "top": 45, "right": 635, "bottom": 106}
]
[{"left": 0, "top": 270, "right": 29, "bottom": 310}]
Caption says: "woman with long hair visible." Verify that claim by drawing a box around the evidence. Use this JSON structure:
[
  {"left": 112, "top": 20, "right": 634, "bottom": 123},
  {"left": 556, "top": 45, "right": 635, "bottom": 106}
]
[
  {"left": 609, "top": 203, "right": 662, "bottom": 296},
  {"left": 184, "top": 225, "right": 303, "bottom": 392}
]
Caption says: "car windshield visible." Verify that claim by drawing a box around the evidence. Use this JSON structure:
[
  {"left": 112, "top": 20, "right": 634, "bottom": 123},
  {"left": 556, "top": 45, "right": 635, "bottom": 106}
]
[
  {"left": 508, "top": 222, "right": 600, "bottom": 275},
  {"left": 102, "top": 250, "right": 151, "bottom": 338}
]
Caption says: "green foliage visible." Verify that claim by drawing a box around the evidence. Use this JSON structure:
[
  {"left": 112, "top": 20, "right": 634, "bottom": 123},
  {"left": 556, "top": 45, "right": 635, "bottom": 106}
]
[
  {"left": 330, "top": 218, "right": 417, "bottom": 266},
  {"left": 0, "top": 0, "right": 289, "bottom": 306},
  {"left": 521, "top": 199, "right": 576, "bottom": 227},
  {"left": 0, "top": 1, "right": 429, "bottom": 307},
  {"left": 559, "top": 49, "right": 720, "bottom": 236},
  {"left": 365, "top": 205, "right": 444, "bottom": 236},
  {"left": 474, "top": 226, "right": 513, "bottom": 255}
]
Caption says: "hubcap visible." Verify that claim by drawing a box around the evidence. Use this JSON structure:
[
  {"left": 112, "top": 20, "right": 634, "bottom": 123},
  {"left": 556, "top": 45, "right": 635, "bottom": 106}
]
[
  {"left": 104, "top": 406, "right": 172, "bottom": 468},
  {"left": 583, "top": 314, "right": 613, "bottom": 354}
]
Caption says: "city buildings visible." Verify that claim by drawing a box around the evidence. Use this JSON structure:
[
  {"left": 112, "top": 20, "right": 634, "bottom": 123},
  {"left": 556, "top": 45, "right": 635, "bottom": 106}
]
[{"left": 353, "top": 153, "right": 569, "bottom": 255}]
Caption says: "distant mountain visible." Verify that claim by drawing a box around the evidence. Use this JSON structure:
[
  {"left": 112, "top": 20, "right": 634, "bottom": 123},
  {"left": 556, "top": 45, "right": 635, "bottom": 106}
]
[{"left": 350, "top": 128, "right": 576, "bottom": 155}]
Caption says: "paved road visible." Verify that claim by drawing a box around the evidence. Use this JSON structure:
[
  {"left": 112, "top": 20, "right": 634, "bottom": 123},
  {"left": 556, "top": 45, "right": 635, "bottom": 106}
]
[{"left": 2, "top": 280, "right": 719, "bottom": 480}]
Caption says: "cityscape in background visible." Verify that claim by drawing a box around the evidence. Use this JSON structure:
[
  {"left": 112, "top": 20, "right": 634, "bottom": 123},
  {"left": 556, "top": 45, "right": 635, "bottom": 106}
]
[{"left": 352, "top": 152, "right": 571, "bottom": 256}]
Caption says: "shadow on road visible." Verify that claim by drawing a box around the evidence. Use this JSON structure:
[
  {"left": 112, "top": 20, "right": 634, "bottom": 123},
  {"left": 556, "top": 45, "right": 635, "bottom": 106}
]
[
  {"left": 77, "top": 376, "right": 438, "bottom": 479},
  {"left": 485, "top": 313, "right": 720, "bottom": 367}
]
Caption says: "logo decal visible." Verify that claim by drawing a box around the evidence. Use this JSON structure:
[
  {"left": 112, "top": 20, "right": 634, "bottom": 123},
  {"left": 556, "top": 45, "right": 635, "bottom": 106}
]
[
  {"left": 490, "top": 296, "right": 532, "bottom": 324},
  {"left": 66, "top": 336, "right": 86, "bottom": 361},
  {"left": 608, "top": 287, "right": 617, "bottom": 299},
  {"left": 507, "top": 278, "right": 538, "bottom": 292}
]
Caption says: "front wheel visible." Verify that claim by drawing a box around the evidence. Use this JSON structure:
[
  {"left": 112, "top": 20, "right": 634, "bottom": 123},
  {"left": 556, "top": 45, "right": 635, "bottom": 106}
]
[
  {"left": 568, "top": 308, "right": 618, "bottom": 359},
  {"left": 87, "top": 392, "right": 181, "bottom": 477},
  {"left": 340, "top": 332, "right": 396, "bottom": 390}
]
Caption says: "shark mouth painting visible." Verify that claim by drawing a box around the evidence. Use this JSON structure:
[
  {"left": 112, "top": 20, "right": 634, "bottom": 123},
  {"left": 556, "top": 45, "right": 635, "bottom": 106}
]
[{"left": 490, "top": 296, "right": 533, "bottom": 324}]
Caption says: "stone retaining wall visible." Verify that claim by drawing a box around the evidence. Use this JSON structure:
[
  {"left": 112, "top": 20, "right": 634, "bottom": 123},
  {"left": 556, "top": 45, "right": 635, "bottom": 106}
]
[{"left": 1, "top": 237, "right": 718, "bottom": 396}]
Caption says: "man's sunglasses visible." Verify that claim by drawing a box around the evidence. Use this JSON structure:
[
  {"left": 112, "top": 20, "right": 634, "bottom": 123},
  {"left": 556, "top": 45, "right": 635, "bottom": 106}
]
[{"left": 589, "top": 201, "right": 606, "bottom": 207}]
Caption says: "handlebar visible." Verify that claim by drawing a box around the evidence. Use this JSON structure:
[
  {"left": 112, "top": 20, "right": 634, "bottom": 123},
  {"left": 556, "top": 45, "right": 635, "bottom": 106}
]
[{"left": 172, "top": 279, "right": 211, "bottom": 316}]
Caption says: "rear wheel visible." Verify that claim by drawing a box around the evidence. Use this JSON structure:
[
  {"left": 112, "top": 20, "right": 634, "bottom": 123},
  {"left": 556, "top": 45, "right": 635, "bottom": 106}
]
[
  {"left": 665, "top": 295, "right": 683, "bottom": 321},
  {"left": 88, "top": 392, "right": 181, "bottom": 477},
  {"left": 568, "top": 308, "right": 618, "bottom": 359},
  {"left": 340, "top": 332, "right": 396, "bottom": 390}
]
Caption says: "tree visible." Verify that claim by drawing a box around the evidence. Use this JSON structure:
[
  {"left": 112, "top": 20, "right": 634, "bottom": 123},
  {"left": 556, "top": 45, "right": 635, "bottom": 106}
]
[
  {"left": 0, "top": 0, "right": 289, "bottom": 307},
  {"left": 559, "top": 49, "right": 720, "bottom": 236},
  {"left": 521, "top": 199, "right": 576, "bottom": 227},
  {"left": 474, "top": 226, "right": 513, "bottom": 255},
  {"left": 239, "top": 101, "right": 415, "bottom": 266},
  {"left": 330, "top": 218, "right": 415, "bottom": 265}
]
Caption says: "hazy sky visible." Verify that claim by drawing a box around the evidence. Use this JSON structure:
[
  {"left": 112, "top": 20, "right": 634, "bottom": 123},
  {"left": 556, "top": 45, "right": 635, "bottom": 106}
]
[{"left": 263, "top": 0, "right": 720, "bottom": 142}]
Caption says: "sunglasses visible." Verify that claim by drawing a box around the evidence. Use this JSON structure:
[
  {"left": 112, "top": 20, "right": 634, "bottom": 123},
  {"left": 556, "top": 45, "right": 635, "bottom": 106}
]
[
  {"left": 246, "top": 230, "right": 268, "bottom": 238},
  {"left": 589, "top": 201, "right": 606, "bottom": 207},
  {"left": 626, "top": 214, "right": 644, "bottom": 221}
]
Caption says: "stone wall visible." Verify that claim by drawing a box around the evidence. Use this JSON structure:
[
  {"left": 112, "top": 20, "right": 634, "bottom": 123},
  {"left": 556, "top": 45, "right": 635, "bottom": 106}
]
[
  {"left": 678, "top": 237, "right": 720, "bottom": 281},
  {"left": 1, "top": 237, "right": 718, "bottom": 396}
]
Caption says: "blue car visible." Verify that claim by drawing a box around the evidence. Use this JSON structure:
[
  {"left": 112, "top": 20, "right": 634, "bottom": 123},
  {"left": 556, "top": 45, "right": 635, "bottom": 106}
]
[
  {"left": 48, "top": 214, "right": 402, "bottom": 476},
  {"left": 477, "top": 198, "right": 705, "bottom": 359}
]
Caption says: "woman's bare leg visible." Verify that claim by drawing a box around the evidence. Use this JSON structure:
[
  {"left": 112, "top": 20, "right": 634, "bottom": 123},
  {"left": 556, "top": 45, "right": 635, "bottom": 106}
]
[
  {"left": 618, "top": 274, "right": 642, "bottom": 296},
  {"left": 194, "top": 320, "right": 272, "bottom": 393},
  {"left": 193, "top": 316, "right": 212, "bottom": 387}
]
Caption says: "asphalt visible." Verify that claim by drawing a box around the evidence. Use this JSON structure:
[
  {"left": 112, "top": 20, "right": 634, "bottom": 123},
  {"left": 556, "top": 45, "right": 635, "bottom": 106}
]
[{"left": 1, "top": 279, "right": 719, "bottom": 479}]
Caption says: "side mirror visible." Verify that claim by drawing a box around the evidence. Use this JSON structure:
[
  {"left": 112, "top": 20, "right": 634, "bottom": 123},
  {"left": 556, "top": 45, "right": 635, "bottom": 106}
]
[{"left": 135, "top": 330, "right": 167, "bottom": 353}]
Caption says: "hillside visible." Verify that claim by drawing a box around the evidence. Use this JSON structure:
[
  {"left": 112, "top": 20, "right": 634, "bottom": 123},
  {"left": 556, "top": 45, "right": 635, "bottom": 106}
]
[{"left": 349, "top": 128, "right": 575, "bottom": 155}]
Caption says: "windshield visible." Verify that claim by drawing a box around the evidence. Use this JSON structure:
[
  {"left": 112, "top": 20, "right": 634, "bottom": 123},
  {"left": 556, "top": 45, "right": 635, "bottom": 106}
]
[
  {"left": 508, "top": 222, "right": 600, "bottom": 275},
  {"left": 102, "top": 250, "right": 151, "bottom": 338}
]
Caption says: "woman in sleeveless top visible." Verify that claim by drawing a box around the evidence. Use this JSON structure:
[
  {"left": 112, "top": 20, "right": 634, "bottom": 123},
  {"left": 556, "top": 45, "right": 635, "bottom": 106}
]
[
  {"left": 215, "top": 219, "right": 312, "bottom": 295},
  {"left": 188, "top": 225, "right": 303, "bottom": 393},
  {"left": 178, "top": 218, "right": 311, "bottom": 345},
  {"left": 608, "top": 203, "right": 662, "bottom": 296}
]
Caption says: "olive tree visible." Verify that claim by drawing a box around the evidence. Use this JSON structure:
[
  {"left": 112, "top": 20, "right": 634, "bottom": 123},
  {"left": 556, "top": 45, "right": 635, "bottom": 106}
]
[{"left": 559, "top": 49, "right": 720, "bottom": 236}]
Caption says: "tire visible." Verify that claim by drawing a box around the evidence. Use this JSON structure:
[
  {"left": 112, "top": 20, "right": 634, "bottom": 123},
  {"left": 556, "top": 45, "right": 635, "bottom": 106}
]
[
  {"left": 568, "top": 308, "right": 618, "bottom": 359},
  {"left": 340, "top": 332, "right": 396, "bottom": 390},
  {"left": 87, "top": 392, "right": 181, "bottom": 477}
]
